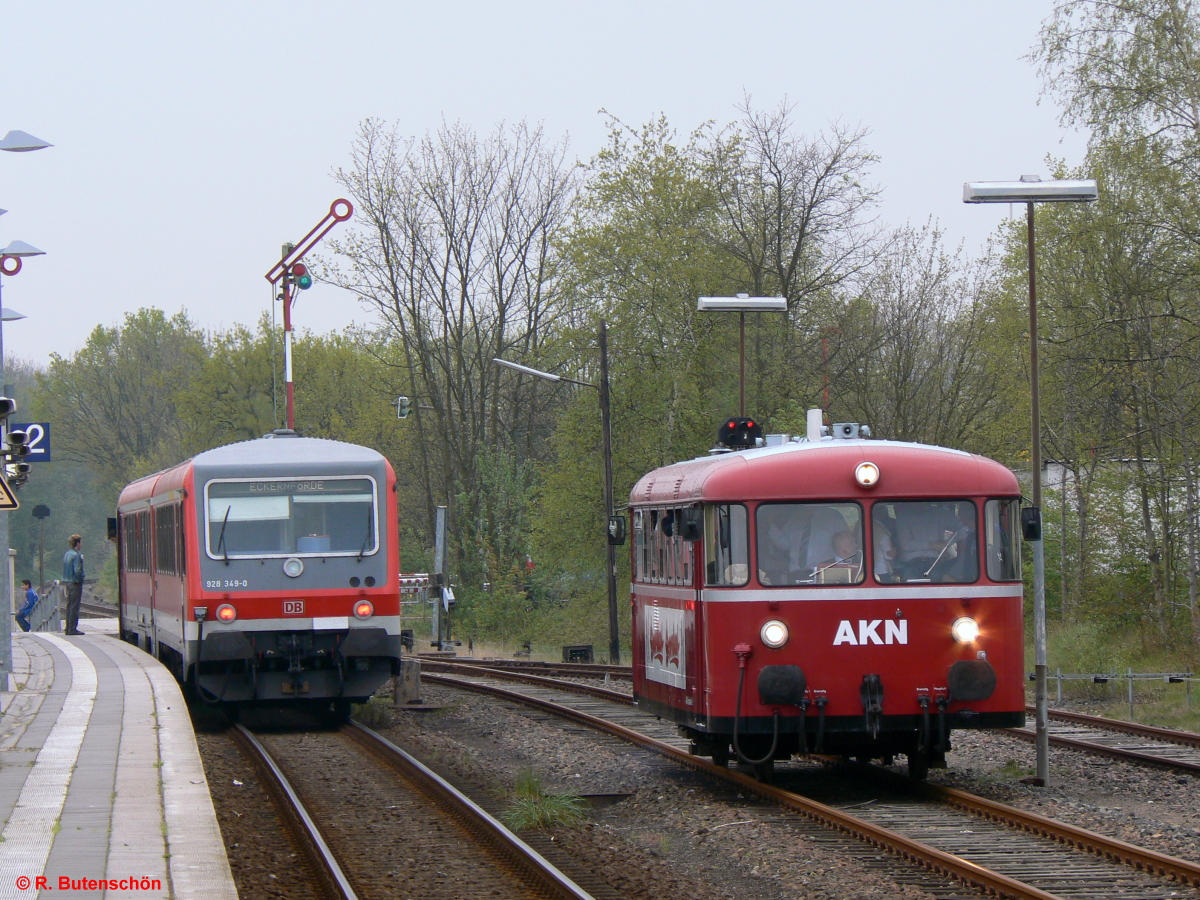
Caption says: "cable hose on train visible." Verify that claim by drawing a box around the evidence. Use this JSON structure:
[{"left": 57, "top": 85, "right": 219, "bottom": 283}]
[{"left": 732, "top": 665, "right": 779, "bottom": 766}]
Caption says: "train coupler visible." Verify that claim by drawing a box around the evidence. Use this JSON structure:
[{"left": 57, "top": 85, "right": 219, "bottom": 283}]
[{"left": 860, "top": 674, "right": 883, "bottom": 739}]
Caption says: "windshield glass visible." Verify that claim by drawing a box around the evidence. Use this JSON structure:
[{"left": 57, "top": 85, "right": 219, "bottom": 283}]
[
  {"left": 756, "top": 502, "right": 864, "bottom": 586},
  {"left": 872, "top": 500, "right": 977, "bottom": 584},
  {"left": 205, "top": 477, "right": 378, "bottom": 559}
]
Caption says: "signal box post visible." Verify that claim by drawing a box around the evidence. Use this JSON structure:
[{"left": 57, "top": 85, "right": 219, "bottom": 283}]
[{"left": 264, "top": 199, "right": 353, "bottom": 430}]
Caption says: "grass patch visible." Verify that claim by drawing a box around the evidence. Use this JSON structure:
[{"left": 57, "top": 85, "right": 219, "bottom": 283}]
[
  {"left": 351, "top": 698, "right": 392, "bottom": 729},
  {"left": 500, "top": 768, "right": 586, "bottom": 832},
  {"left": 994, "top": 758, "right": 1033, "bottom": 780}
]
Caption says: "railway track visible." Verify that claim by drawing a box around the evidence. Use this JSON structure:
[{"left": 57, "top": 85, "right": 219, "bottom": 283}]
[
  {"left": 420, "top": 662, "right": 1200, "bottom": 900},
  {"left": 430, "top": 660, "right": 1200, "bottom": 777},
  {"left": 1007, "top": 706, "right": 1200, "bottom": 775},
  {"left": 229, "top": 720, "right": 595, "bottom": 900}
]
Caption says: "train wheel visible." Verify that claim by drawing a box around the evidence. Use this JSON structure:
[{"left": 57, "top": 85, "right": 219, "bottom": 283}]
[
  {"left": 907, "top": 750, "right": 930, "bottom": 781},
  {"left": 711, "top": 742, "right": 730, "bottom": 768}
]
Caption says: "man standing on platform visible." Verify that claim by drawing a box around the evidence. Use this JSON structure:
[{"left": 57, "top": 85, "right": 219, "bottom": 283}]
[{"left": 62, "top": 534, "right": 84, "bottom": 635}]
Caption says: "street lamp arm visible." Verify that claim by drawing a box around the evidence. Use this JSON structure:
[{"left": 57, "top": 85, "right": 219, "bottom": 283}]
[{"left": 492, "top": 357, "right": 595, "bottom": 389}]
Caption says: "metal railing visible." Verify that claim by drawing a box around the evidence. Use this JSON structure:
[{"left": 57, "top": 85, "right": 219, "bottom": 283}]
[
  {"left": 27, "top": 582, "right": 62, "bottom": 633},
  {"left": 1030, "top": 668, "right": 1197, "bottom": 718}
]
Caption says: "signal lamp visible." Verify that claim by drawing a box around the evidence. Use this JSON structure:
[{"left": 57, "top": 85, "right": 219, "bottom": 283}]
[
  {"left": 718, "top": 416, "right": 763, "bottom": 449},
  {"left": 216, "top": 604, "right": 237, "bottom": 623},
  {"left": 760, "top": 619, "right": 789, "bottom": 649},
  {"left": 353, "top": 600, "right": 374, "bottom": 620},
  {"left": 854, "top": 461, "right": 880, "bottom": 487},
  {"left": 0, "top": 397, "right": 15, "bottom": 420},
  {"left": 396, "top": 396, "right": 411, "bottom": 419},
  {"left": 283, "top": 557, "right": 305, "bottom": 578},
  {"left": 951, "top": 616, "right": 980, "bottom": 644},
  {"left": 288, "top": 262, "right": 314, "bottom": 290}
]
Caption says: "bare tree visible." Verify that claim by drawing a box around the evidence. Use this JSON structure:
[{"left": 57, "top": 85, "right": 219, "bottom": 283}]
[
  {"left": 703, "top": 99, "right": 883, "bottom": 310},
  {"left": 839, "top": 223, "right": 1006, "bottom": 447},
  {"left": 330, "top": 119, "right": 578, "bottom": 577}
]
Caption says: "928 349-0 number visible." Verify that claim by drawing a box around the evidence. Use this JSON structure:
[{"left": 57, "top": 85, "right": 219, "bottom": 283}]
[{"left": 206, "top": 580, "right": 249, "bottom": 589}]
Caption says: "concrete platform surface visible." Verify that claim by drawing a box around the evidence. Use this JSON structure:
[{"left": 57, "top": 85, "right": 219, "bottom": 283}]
[{"left": 0, "top": 628, "right": 237, "bottom": 899}]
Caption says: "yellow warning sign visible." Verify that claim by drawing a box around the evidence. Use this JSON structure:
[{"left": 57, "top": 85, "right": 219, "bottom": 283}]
[{"left": 0, "top": 476, "right": 19, "bottom": 510}]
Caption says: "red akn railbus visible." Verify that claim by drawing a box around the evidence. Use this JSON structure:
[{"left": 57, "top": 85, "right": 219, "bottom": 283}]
[{"left": 629, "top": 419, "right": 1024, "bottom": 779}]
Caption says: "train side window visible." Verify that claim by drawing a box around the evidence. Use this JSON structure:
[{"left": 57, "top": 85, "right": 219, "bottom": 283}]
[
  {"left": 633, "top": 509, "right": 647, "bottom": 581},
  {"left": 872, "top": 500, "right": 977, "bottom": 584},
  {"left": 123, "top": 510, "right": 150, "bottom": 574},
  {"left": 704, "top": 504, "right": 748, "bottom": 586},
  {"left": 757, "top": 502, "right": 864, "bottom": 586},
  {"left": 985, "top": 498, "right": 1022, "bottom": 582}
]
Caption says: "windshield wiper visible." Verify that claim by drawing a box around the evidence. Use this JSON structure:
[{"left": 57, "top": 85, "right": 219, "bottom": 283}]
[
  {"left": 217, "top": 505, "right": 232, "bottom": 566},
  {"left": 357, "top": 508, "right": 373, "bottom": 561}
]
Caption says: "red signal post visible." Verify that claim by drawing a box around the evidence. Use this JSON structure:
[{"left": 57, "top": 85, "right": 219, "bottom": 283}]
[{"left": 264, "top": 199, "right": 354, "bottom": 429}]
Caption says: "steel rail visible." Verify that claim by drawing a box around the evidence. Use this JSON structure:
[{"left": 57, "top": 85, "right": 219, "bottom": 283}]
[
  {"left": 420, "top": 659, "right": 634, "bottom": 704},
  {"left": 1032, "top": 705, "right": 1200, "bottom": 749},
  {"left": 341, "top": 721, "right": 596, "bottom": 900},
  {"left": 422, "top": 657, "right": 632, "bottom": 680},
  {"left": 228, "top": 724, "right": 359, "bottom": 900},
  {"left": 422, "top": 672, "right": 1058, "bottom": 900},
  {"left": 1004, "top": 723, "right": 1200, "bottom": 775},
  {"left": 918, "top": 779, "right": 1200, "bottom": 887}
]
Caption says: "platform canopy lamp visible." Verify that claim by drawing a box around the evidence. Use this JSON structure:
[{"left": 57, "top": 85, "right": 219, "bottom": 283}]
[
  {"left": 493, "top": 320, "right": 624, "bottom": 664},
  {"left": 964, "top": 175, "right": 1099, "bottom": 787},
  {"left": 697, "top": 294, "right": 788, "bottom": 415}
]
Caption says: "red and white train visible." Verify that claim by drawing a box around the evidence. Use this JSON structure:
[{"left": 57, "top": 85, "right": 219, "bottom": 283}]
[
  {"left": 116, "top": 432, "right": 403, "bottom": 711},
  {"left": 629, "top": 419, "right": 1025, "bottom": 779}
]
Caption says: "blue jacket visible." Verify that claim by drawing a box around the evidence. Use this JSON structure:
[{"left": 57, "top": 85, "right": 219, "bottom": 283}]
[
  {"left": 18, "top": 587, "right": 37, "bottom": 616},
  {"left": 62, "top": 549, "right": 84, "bottom": 583}
]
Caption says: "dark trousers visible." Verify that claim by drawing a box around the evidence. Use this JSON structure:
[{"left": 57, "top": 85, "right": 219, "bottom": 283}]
[
  {"left": 64, "top": 582, "right": 82, "bottom": 634},
  {"left": 15, "top": 611, "right": 30, "bottom": 632}
]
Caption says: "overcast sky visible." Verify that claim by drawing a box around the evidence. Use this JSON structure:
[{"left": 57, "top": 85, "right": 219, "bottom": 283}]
[{"left": 2, "top": 1, "right": 1086, "bottom": 368}]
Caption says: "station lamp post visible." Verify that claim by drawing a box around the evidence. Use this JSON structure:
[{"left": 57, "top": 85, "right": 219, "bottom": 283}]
[
  {"left": 493, "top": 320, "right": 622, "bottom": 664},
  {"left": 697, "top": 294, "right": 788, "bottom": 416},
  {"left": 964, "top": 175, "right": 1099, "bottom": 786},
  {"left": 0, "top": 126, "right": 51, "bottom": 688}
]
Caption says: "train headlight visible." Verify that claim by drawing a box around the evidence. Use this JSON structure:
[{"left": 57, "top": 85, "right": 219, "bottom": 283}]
[
  {"left": 353, "top": 600, "right": 374, "bottom": 620},
  {"left": 216, "top": 604, "right": 237, "bottom": 623},
  {"left": 760, "top": 619, "right": 789, "bottom": 649},
  {"left": 951, "top": 616, "right": 980, "bottom": 643},
  {"left": 854, "top": 461, "right": 880, "bottom": 487},
  {"left": 283, "top": 557, "right": 304, "bottom": 578}
]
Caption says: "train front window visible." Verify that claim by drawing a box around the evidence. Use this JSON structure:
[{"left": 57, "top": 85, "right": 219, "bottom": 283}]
[
  {"left": 205, "top": 477, "right": 378, "bottom": 559},
  {"left": 985, "top": 498, "right": 1022, "bottom": 581},
  {"left": 756, "top": 503, "right": 864, "bottom": 586},
  {"left": 872, "top": 500, "right": 977, "bottom": 584}
]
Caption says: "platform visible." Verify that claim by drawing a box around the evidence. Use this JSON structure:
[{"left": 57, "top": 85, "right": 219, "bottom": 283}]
[{"left": 0, "top": 620, "right": 237, "bottom": 899}]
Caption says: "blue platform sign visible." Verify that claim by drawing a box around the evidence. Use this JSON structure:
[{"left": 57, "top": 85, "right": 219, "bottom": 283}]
[{"left": 11, "top": 423, "right": 50, "bottom": 462}]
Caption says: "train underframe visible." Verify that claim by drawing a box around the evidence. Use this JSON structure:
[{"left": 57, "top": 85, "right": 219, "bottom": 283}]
[
  {"left": 130, "top": 625, "right": 402, "bottom": 709},
  {"left": 640, "top": 690, "right": 1024, "bottom": 780}
]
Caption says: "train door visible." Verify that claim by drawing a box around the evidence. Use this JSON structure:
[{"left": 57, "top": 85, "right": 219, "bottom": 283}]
[{"left": 151, "top": 500, "right": 185, "bottom": 665}]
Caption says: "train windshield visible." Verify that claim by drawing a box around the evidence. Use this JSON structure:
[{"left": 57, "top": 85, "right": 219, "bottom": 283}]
[
  {"left": 204, "top": 477, "right": 378, "bottom": 559},
  {"left": 872, "top": 500, "right": 977, "bottom": 584},
  {"left": 756, "top": 503, "right": 864, "bottom": 586}
]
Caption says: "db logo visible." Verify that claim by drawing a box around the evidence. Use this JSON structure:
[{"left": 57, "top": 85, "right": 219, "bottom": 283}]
[{"left": 283, "top": 600, "right": 305, "bottom": 616}]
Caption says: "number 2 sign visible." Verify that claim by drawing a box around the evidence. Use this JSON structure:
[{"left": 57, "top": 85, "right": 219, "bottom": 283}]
[{"left": 11, "top": 423, "right": 50, "bottom": 462}]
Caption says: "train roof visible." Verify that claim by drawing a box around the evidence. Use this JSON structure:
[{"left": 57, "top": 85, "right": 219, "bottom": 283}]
[
  {"left": 117, "top": 435, "right": 391, "bottom": 507},
  {"left": 629, "top": 438, "right": 1019, "bottom": 506}
]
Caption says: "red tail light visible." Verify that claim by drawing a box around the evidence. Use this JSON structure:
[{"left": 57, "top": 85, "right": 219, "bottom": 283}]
[
  {"left": 216, "top": 604, "right": 237, "bottom": 623},
  {"left": 353, "top": 600, "right": 374, "bottom": 620}
]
